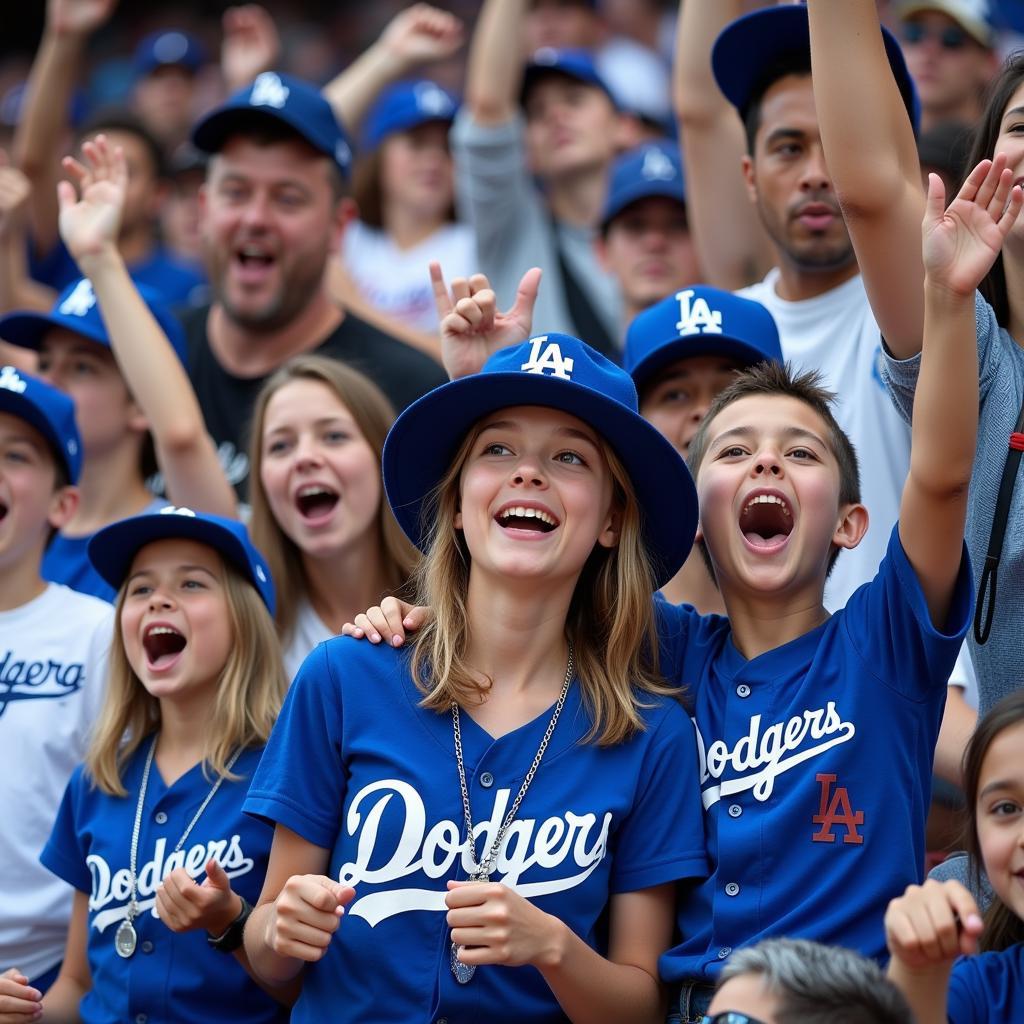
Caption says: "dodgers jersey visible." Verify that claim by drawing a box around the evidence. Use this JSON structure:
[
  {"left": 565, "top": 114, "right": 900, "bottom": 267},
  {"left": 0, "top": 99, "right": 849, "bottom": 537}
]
[
  {"left": 245, "top": 637, "right": 708, "bottom": 1024},
  {"left": 947, "top": 943, "right": 1024, "bottom": 1024},
  {"left": 659, "top": 526, "right": 972, "bottom": 981},
  {"left": 41, "top": 745, "right": 287, "bottom": 1024}
]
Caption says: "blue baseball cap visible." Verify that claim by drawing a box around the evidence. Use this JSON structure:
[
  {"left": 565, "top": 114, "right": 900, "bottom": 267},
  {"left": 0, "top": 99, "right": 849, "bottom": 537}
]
[
  {"left": 363, "top": 79, "right": 458, "bottom": 153},
  {"left": 712, "top": 5, "right": 920, "bottom": 135},
  {"left": 88, "top": 506, "right": 276, "bottom": 613},
  {"left": 133, "top": 31, "right": 207, "bottom": 78},
  {"left": 0, "top": 365, "right": 82, "bottom": 483},
  {"left": 625, "top": 287, "right": 783, "bottom": 394},
  {"left": 192, "top": 71, "right": 353, "bottom": 180},
  {"left": 382, "top": 334, "right": 697, "bottom": 587},
  {"left": 601, "top": 140, "right": 686, "bottom": 229},
  {"left": 0, "top": 278, "right": 187, "bottom": 367},
  {"left": 520, "top": 48, "right": 617, "bottom": 109}
]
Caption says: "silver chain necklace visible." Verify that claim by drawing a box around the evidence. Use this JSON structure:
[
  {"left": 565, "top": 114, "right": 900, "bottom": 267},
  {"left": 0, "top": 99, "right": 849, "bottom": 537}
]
[
  {"left": 114, "top": 734, "right": 242, "bottom": 958},
  {"left": 449, "top": 642, "right": 574, "bottom": 984}
]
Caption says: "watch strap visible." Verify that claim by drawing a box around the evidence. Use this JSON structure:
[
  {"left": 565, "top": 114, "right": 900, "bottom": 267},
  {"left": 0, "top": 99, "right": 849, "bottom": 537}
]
[{"left": 207, "top": 893, "right": 253, "bottom": 953}]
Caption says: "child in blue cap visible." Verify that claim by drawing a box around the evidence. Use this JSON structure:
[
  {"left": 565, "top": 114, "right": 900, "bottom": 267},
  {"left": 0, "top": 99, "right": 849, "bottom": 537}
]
[
  {"left": 0, "top": 507, "right": 290, "bottom": 1022},
  {"left": 242, "top": 335, "right": 707, "bottom": 1022},
  {"left": 0, "top": 367, "right": 112, "bottom": 995},
  {"left": 0, "top": 135, "right": 235, "bottom": 600}
]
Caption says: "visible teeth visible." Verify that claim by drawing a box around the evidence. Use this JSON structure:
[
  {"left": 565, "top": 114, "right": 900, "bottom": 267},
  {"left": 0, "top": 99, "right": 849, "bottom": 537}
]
[
  {"left": 147, "top": 626, "right": 180, "bottom": 636},
  {"left": 500, "top": 506, "right": 556, "bottom": 526},
  {"left": 298, "top": 485, "right": 332, "bottom": 498},
  {"left": 745, "top": 493, "right": 790, "bottom": 512},
  {"left": 240, "top": 245, "right": 270, "bottom": 257}
]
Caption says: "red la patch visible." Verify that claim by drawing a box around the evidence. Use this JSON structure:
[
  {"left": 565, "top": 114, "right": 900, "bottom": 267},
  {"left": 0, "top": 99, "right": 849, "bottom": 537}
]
[{"left": 812, "top": 772, "right": 864, "bottom": 845}]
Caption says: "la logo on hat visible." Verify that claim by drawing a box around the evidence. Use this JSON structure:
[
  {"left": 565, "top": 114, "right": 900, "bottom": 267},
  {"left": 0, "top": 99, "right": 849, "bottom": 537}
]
[
  {"left": 641, "top": 147, "right": 676, "bottom": 182},
  {"left": 0, "top": 365, "right": 27, "bottom": 394},
  {"left": 414, "top": 81, "right": 452, "bottom": 117},
  {"left": 520, "top": 336, "right": 575, "bottom": 380},
  {"left": 58, "top": 279, "right": 97, "bottom": 318},
  {"left": 675, "top": 288, "right": 723, "bottom": 337},
  {"left": 250, "top": 72, "right": 289, "bottom": 109},
  {"left": 160, "top": 505, "right": 196, "bottom": 517}
]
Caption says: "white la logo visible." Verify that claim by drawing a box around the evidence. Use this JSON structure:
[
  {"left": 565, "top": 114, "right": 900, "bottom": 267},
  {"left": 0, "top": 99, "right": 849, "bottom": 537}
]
[
  {"left": 250, "top": 72, "right": 289, "bottom": 109},
  {"left": 415, "top": 82, "right": 452, "bottom": 117},
  {"left": 675, "top": 289, "right": 722, "bottom": 337},
  {"left": 58, "top": 279, "right": 97, "bottom": 317},
  {"left": 160, "top": 505, "right": 196, "bottom": 517},
  {"left": 0, "top": 366, "right": 27, "bottom": 394},
  {"left": 520, "top": 337, "right": 574, "bottom": 380},
  {"left": 641, "top": 147, "right": 675, "bottom": 182}
]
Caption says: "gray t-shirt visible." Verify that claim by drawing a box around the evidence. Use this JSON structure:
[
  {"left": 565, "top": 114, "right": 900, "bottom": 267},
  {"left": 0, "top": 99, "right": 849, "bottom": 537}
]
[
  {"left": 882, "top": 292, "right": 1024, "bottom": 716},
  {"left": 450, "top": 109, "right": 621, "bottom": 345}
]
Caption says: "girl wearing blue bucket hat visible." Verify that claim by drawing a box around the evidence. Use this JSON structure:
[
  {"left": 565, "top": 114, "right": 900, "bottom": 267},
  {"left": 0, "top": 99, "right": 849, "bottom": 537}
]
[
  {"left": 18, "top": 508, "right": 291, "bottom": 1023},
  {"left": 242, "top": 334, "right": 708, "bottom": 1022}
]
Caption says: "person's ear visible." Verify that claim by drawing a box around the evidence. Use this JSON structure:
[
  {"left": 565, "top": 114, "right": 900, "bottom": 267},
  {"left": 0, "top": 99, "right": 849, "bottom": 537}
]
[
  {"left": 48, "top": 484, "right": 79, "bottom": 531},
  {"left": 832, "top": 502, "right": 869, "bottom": 551},
  {"left": 331, "top": 196, "right": 358, "bottom": 251},
  {"left": 741, "top": 154, "right": 759, "bottom": 206},
  {"left": 597, "top": 502, "right": 622, "bottom": 549}
]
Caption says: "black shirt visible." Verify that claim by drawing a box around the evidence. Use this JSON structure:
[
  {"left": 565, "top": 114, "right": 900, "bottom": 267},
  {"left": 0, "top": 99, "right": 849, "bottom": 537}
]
[{"left": 180, "top": 304, "right": 447, "bottom": 499}]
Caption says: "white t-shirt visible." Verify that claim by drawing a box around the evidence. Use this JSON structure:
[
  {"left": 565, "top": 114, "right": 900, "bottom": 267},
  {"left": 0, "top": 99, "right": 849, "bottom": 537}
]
[
  {"left": 342, "top": 221, "right": 478, "bottom": 334},
  {"left": 739, "top": 269, "right": 911, "bottom": 611},
  {"left": 282, "top": 599, "right": 334, "bottom": 682},
  {"left": 0, "top": 584, "right": 113, "bottom": 980}
]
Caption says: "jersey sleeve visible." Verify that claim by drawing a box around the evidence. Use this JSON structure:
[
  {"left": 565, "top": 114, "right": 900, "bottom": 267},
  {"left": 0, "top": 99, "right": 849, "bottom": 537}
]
[
  {"left": 39, "top": 768, "right": 92, "bottom": 894},
  {"left": 608, "top": 702, "right": 708, "bottom": 894},
  {"left": 653, "top": 595, "right": 696, "bottom": 693},
  {"left": 946, "top": 955, "right": 989, "bottom": 1024},
  {"left": 243, "top": 642, "right": 347, "bottom": 849},
  {"left": 841, "top": 524, "right": 972, "bottom": 703}
]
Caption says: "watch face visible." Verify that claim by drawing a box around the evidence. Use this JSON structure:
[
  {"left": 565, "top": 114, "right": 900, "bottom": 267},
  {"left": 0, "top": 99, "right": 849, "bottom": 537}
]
[{"left": 209, "top": 896, "right": 252, "bottom": 952}]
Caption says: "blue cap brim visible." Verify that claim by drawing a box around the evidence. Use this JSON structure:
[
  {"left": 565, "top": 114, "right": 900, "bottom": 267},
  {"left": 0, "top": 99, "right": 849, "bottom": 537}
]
[
  {"left": 631, "top": 337, "right": 776, "bottom": 393},
  {"left": 383, "top": 372, "right": 697, "bottom": 588},
  {"left": 0, "top": 310, "right": 110, "bottom": 351},
  {"left": 602, "top": 179, "right": 686, "bottom": 229},
  {"left": 88, "top": 515, "right": 275, "bottom": 614},
  {"left": 0, "top": 389, "right": 78, "bottom": 483}
]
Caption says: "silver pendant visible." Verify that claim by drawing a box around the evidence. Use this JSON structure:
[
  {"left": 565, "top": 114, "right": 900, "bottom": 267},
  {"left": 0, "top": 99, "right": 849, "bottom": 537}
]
[
  {"left": 115, "top": 918, "right": 138, "bottom": 958},
  {"left": 451, "top": 940, "right": 475, "bottom": 983}
]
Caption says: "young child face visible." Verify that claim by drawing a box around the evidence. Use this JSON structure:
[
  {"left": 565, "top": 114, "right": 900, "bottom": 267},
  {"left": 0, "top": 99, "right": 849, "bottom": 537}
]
[
  {"left": 639, "top": 355, "right": 742, "bottom": 460},
  {"left": 974, "top": 719, "right": 1024, "bottom": 920},
  {"left": 259, "top": 378, "right": 382, "bottom": 561},
  {"left": 0, "top": 411, "right": 72, "bottom": 573},
  {"left": 455, "top": 405, "right": 618, "bottom": 588},
  {"left": 120, "top": 538, "right": 233, "bottom": 708},
  {"left": 695, "top": 394, "right": 848, "bottom": 598}
]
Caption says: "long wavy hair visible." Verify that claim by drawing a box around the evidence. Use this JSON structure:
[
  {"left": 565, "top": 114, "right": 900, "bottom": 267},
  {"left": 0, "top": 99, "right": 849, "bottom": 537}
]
[
  {"left": 248, "top": 355, "right": 419, "bottom": 641},
  {"left": 85, "top": 556, "right": 287, "bottom": 796},
  {"left": 963, "top": 689, "right": 1024, "bottom": 953},
  {"left": 409, "top": 419, "right": 677, "bottom": 746}
]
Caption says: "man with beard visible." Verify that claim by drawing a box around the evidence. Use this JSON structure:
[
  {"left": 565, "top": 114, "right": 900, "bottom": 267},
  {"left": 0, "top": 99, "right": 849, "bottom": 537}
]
[
  {"left": 674, "top": 2, "right": 917, "bottom": 610},
  {"left": 183, "top": 72, "right": 446, "bottom": 499}
]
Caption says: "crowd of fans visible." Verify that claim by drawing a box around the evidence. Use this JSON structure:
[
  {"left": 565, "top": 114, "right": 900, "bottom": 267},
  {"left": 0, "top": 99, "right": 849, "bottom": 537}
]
[{"left": 1, "top": 1, "right": 1024, "bottom": 1022}]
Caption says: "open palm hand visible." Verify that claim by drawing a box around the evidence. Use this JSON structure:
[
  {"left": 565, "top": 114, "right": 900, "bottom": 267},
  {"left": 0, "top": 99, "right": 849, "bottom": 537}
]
[{"left": 57, "top": 134, "right": 126, "bottom": 265}]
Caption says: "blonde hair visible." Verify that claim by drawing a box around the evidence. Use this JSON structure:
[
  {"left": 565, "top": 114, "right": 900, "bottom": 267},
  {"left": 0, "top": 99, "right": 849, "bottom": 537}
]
[
  {"left": 248, "top": 355, "right": 419, "bottom": 640},
  {"left": 410, "top": 424, "right": 678, "bottom": 746},
  {"left": 85, "top": 557, "right": 288, "bottom": 796}
]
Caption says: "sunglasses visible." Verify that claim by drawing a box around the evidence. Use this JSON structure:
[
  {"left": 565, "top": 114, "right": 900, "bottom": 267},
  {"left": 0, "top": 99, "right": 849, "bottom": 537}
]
[
  {"left": 701, "top": 1014, "right": 768, "bottom": 1024},
  {"left": 900, "top": 21, "right": 971, "bottom": 50}
]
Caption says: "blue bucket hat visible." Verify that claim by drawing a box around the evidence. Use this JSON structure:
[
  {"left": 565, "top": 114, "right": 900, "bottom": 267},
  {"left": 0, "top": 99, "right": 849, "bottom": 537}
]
[
  {"left": 625, "top": 287, "right": 783, "bottom": 393},
  {"left": 0, "top": 365, "right": 82, "bottom": 483},
  {"left": 712, "top": 5, "right": 920, "bottom": 134},
  {"left": 382, "top": 334, "right": 697, "bottom": 587},
  {"left": 601, "top": 139, "right": 686, "bottom": 229},
  {"left": 88, "top": 506, "right": 276, "bottom": 613},
  {"left": 363, "top": 79, "right": 459, "bottom": 153},
  {"left": 133, "top": 31, "right": 207, "bottom": 78},
  {"left": 192, "top": 71, "right": 353, "bottom": 180},
  {"left": 0, "top": 278, "right": 187, "bottom": 366},
  {"left": 520, "top": 48, "right": 618, "bottom": 109}
]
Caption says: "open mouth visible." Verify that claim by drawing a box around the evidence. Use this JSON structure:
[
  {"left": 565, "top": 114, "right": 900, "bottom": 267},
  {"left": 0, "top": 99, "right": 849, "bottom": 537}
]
[
  {"left": 143, "top": 625, "right": 187, "bottom": 669},
  {"left": 295, "top": 485, "right": 340, "bottom": 521},
  {"left": 495, "top": 505, "right": 559, "bottom": 533},
  {"left": 0, "top": 501, "right": 7, "bottom": 523},
  {"left": 233, "top": 243, "right": 277, "bottom": 279},
  {"left": 738, "top": 493, "right": 793, "bottom": 549}
]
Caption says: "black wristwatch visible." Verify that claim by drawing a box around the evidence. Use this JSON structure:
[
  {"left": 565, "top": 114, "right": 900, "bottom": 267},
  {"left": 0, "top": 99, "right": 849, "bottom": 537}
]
[{"left": 207, "top": 894, "right": 253, "bottom": 953}]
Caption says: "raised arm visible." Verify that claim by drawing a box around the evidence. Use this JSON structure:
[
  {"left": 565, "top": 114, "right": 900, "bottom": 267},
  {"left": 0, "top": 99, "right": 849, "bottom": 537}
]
[
  {"left": 464, "top": 0, "right": 529, "bottom": 126},
  {"left": 14, "top": 0, "right": 116, "bottom": 259},
  {"left": 900, "top": 158, "right": 1022, "bottom": 626},
  {"left": 673, "top": 0, "right": 773, "bottom": 290},
  {"left": 807, "top": 0, "right": 926, "bottom": 358},
  {"left": 220, "top": 4, "right": 281, "bottom": 95},
  {"left": 58, "top": 136, "right": 236, "bottom": 517},
  {"left": 323, "top": 4, "right": 463, "bottom": 135}
]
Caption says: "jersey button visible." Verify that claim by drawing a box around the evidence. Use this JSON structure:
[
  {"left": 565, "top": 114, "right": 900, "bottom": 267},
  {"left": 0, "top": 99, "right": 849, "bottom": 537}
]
[
  {"left": 725, "top": 882, "right": 740, "bottom": 897},
  {"left": 479, "top": 772, "right": 494, "bottom": 788},
  {"left": 136, "top": 1015, "right": 148, "bottom": 1024},
  {"left": 154, "top": 811, "right": 168, "bottom": 825},
  {"left": 728, "top": 804, "right": 742, "bottom": 818},
  {"left": 141, "top": 940, "right": 154, "bottom": 954},
  {"left": 736, "top": 684, "right": 751, "bottom": 698},
  {"left": 437, "top": 1018, "right": 448, "bottom": 1024},
  {"left": 717, "top": 947, "right": 732, "bottom": 959}
]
